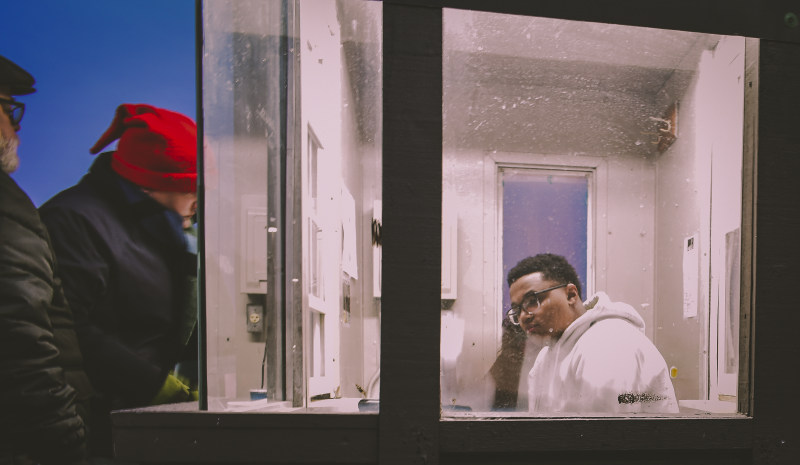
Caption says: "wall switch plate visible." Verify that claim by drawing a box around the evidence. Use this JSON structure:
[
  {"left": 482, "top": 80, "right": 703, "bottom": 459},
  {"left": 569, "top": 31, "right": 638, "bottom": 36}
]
[{"left": 246, "top": 304, "right": 264, "bottom": 333}]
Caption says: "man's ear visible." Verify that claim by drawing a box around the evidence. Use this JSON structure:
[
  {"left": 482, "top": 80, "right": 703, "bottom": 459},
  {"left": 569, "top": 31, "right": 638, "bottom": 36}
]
[{"left": 566, "top": 283, "right": 580, "bottom": 304}]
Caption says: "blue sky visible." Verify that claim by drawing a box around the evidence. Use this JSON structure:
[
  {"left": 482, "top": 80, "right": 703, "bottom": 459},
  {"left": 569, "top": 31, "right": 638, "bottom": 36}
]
[{"left": 3, "top": 0, "right": 196, "bottom": 206}]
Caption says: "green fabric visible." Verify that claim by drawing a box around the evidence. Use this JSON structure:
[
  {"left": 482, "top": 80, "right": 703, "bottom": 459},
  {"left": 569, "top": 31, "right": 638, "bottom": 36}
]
[
  {"left": 150, "top": 373, "right": 192, "bottom": 406},
  {"left": 174, "top": 371, "right": 199, "bottom": 401}
]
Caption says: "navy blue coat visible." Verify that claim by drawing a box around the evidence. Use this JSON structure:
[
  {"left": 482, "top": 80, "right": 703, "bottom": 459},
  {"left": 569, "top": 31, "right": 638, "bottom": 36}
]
[{"left": 40, "top": 153, "right": 195, "bottom": 454}]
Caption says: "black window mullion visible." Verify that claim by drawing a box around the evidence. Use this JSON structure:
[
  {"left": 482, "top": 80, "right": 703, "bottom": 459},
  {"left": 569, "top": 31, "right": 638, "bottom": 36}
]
[{"left": 380, "top": 3, "right": 443, "bottom": 465}]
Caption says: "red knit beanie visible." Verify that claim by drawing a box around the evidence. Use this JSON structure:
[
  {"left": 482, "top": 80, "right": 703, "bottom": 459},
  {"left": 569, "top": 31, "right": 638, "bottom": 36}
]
[{"left": 90, "top": 104, "right": 197, "bottom": 193}]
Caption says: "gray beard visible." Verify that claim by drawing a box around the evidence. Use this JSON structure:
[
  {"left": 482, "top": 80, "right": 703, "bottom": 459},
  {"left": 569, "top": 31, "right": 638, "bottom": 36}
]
[{"left": 0, "top": 134, "right": 19, "bottom": 174}]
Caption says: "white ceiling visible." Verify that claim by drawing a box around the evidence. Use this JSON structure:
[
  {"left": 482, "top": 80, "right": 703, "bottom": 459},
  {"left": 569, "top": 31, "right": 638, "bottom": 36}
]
[
  {"left": 443, "top": 9, "right": 721, "bottom": 154},
  {"left": 444, "top": 9, "right": 717, "bottom": 75}
]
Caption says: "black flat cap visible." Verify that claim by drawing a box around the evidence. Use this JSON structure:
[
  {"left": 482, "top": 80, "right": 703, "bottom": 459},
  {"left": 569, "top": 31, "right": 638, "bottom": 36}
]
[{"left": 0, "top": 54, "right": 36, "bottom": 95}]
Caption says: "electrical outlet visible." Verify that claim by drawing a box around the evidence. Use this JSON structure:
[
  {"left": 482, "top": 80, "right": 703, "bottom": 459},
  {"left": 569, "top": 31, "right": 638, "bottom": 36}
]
[{"left": 246, "top": 304, "right": 264, "bottom": 333}]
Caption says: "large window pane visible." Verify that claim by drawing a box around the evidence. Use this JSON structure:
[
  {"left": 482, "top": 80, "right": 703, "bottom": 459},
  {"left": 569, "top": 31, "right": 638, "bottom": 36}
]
[
  {"left": 441, "top": 9, "right": 751, "bottom": 416},
  {"left": 202, "top": 0, "right": 381, "bottom": 413}
]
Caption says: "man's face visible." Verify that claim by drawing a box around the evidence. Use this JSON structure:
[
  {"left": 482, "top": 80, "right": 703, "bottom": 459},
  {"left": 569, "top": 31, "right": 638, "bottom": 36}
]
[
  {"left": 0, "top": 90, "right": 20, "bottom": 174},
  {"left": 145, "top": 189, "right": 198, "bottom": 228},
  {"left": 508, "top": 272, "right": 580, "bottom": 338}
]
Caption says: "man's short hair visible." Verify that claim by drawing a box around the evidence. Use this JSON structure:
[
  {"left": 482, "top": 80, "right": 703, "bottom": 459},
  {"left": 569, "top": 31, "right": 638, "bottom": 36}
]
[{"left": 507, "top": 253, "right": 582, "bottom": 298}]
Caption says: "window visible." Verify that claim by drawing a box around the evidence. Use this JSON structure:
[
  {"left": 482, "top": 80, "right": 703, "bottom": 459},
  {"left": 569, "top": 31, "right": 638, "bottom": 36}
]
[
  {"left": 201, "top": 0, "right": 382, "bottom": 412},
  {"left": 442, "top": 9, "right": 751, "bottom": 416},
  {"left": 500, "top": 167, "right": 592, "bottom": 312}
]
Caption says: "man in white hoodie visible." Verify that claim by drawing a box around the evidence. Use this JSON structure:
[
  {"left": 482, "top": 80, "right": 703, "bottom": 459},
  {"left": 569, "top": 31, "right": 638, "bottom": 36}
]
[{"left": 507, "top": 253, "right": 678, "bottom": 414}]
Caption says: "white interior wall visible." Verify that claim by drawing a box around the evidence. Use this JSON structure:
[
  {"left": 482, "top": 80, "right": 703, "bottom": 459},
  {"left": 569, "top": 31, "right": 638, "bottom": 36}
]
[
  {"left": 339, "top": 61, "right": 366, "bottom": 399},
  {"left": 337, "top": 0, "right": 383, "bottom": 400},
  {"left": 338, "top": 14, "right": 383, "bottom": 399},
  {"left": 707, "top": 37, "right": 745, "bottom": 400},
  {"left": 604, "top": 155, "right": 657, "bottom": 337},
  {"left": 205, "top": 133, "right": 245, "bottom": 403},
  {"left": 205, "top": 133, "right": 272, "bottom": 402},
  {"left": 653, "top": 50, "right": 708, "bottom": 402},
  {"left": 653, "top": 36, "right": 745, "bottom": 402},
  {"left": 335, "top": 132, "right": 382, "bottom": 400}
]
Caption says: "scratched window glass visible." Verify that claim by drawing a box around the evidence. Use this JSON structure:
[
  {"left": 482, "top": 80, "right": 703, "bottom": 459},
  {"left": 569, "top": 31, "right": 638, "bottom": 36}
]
[
  {"left": 202, "top": 0, "right": 382, "bottom": 413},
  {"left": 441, "top": 9, "right": 753, "bottom": 417}
]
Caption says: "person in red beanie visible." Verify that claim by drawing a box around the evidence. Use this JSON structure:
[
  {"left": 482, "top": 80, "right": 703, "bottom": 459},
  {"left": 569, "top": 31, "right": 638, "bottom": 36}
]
[
  {"left": 0, "top": 54, "right": 90, "bottom": 465},
  {"left": 39, "top": 103, "right": 199, "bottom": 460}
]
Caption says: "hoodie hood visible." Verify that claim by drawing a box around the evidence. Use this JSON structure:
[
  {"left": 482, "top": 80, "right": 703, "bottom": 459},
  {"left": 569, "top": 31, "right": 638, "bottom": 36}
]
[
  {"left": 527, "top": 292, "right": 677, "bottom": 414},
  {"left": 555, "top": 292, "right": 646, "bottom": 352}
]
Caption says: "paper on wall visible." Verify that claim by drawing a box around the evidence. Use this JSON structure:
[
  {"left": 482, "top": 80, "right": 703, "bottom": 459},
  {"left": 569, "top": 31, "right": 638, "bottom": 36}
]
[
  {"left": 341, "top": 185, "right": 358, "bottom": 279},
  {"left": 683, "top": 234, "right": 698, "bottom": 319}
]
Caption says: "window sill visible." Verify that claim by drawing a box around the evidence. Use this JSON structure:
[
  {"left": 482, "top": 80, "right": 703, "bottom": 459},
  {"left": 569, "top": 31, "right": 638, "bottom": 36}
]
[
  {"left": 112, "top": 403, "right": 378, "bottom": 463},
  {"left": 439, "top": 415, "right": 752, "bottom": 453}
]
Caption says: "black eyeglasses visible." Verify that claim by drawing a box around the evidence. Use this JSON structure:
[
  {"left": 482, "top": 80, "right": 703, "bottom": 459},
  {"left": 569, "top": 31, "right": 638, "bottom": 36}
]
[
  {"left": 0, "top": 97, "right": 25, "bottom": 126},
  {"left": 507, "top": 283, "right": 569, "bottom": 325}
]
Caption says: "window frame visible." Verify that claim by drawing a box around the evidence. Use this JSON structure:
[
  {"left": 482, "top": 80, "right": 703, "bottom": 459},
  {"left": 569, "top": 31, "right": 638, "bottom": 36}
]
[
  {"left": 494, "top": 153, "right": 605, "bottom": 298},
  {"left": 112, "top": 1, "right": 799, "bottom": 464}
]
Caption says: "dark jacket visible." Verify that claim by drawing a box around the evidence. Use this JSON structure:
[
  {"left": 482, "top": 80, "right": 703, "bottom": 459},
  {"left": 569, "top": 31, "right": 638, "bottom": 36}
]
[
  {"left": 39, "top": 152, "right": 195, "bottom": 456},
  {"left": 0, "top": 170, "right": 89, "bottom": 464}
]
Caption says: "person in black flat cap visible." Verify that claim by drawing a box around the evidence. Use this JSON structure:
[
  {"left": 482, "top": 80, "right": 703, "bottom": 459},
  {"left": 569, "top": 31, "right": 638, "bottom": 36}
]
[{"left": 0, "top": 54, "right": 92, "bottom": 464}]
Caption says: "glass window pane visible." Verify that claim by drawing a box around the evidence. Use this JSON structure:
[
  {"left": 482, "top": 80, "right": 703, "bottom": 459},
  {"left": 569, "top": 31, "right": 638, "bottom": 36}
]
[
  {"left": 442, "top": 8, "right": 751, "bottom": 417},
  {"left": 202, "top": 0, "right": 382, "bottom": 413}
]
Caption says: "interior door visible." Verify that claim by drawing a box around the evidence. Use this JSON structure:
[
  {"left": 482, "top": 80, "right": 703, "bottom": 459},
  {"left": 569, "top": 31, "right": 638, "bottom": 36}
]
[{"left": 300, "top": 1, "right": 343, "bottom": 400}]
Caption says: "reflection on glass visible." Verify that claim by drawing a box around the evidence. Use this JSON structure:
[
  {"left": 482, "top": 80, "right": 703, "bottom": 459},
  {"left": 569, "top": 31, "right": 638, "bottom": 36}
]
[
  {"left": 442, "top": 9, "right": 749, "bottom": 416},
  {"left": 202, "top": 0, "right": 382, "bottom": 413}
]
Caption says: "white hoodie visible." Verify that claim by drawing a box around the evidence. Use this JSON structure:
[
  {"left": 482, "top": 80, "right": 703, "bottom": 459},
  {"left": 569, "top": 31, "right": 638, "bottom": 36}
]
[{"left": 527, "top": 292, "right": 678, "bottom": 414}]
